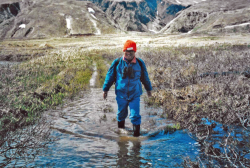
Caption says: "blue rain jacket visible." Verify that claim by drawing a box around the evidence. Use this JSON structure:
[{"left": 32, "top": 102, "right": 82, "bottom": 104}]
[{"left": 103, "top": 57, "right": 152, "bottom": 100}]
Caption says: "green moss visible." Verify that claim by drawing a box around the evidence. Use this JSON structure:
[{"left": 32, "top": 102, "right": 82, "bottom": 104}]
[
  {"left": 73, "top": 69, "right": 92, "bottom": 86},
  {"left": 173, "top": 123, "right": 181, "bottom": 130},
  {"left": 164, "top": 125, "right": 177, "bottom": 133},
  {"left": 96, "top": 59, "right": 108, "bottom": 87}
]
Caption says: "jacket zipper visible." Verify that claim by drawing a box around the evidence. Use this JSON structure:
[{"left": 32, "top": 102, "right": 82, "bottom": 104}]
[{"left": 127, "top": 63, "right": 130, "bottom": 100}]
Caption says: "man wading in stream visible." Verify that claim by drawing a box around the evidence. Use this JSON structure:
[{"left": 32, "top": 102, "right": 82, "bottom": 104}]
[{"left": 103, "top": 40, "right": 152, "bottom": 137}]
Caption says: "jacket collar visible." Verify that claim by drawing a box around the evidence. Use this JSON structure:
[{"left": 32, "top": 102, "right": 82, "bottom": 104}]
[{"left": 123, "top": 55, "right": 136, "bottom": 64}]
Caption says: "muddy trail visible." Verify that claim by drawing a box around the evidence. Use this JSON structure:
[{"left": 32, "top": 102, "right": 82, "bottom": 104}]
[{"left": 20, "top": 63, "right": 201, "bottom": 167}]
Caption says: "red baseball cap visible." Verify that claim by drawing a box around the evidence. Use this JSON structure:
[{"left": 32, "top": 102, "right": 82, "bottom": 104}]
[{"left": 123, "top": 40, "right": 136, "bottom": 52}]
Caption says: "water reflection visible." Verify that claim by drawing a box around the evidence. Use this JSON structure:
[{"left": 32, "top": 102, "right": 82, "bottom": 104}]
[
  {"left": 117, "top": 137, "right": 145, "bottom": 167},
  {"left": 0, "top": 117, "right": 54, "bottom": 167},
  {"left": 115, "top": 129, "right": 200, "bottom": 167}
]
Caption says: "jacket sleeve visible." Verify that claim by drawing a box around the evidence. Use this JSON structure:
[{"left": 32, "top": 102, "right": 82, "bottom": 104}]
[
  {"left": 103, "top": 59, "right": 118, "bottom": 92},
  {"left": 139, "top": 58, "right": 152, "bottom": 91}
]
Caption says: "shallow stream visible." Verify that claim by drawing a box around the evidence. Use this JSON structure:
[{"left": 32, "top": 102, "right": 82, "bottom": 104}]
[{"left": 21, "top": 87, "right": 200, "bottom": 167}]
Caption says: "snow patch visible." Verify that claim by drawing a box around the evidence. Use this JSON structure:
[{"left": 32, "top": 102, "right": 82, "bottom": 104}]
[
  {"left": 148, "top": 29, "right": 158, "bottom": 34},
  {"left": 187, "top": 29, "right": 193, "bottom": 34},
  {"left": 19, "top": 24, "right": 26, "bottom": 29},
  {"left": 90, "top": 18, "right": 101, "bottom": 35},
  {"left": 88, "top": 7, "right": 95, "bottom": 14},
  {"left": 66, "top": 16, "right": 72, "bottom": 30},
  {"left": 176, "top": 0, "right": 181, "bottom": 4},
  {"left": 225, "top": 22, "right": 250, "bottom": 29},
  {"left": 193, "top": 1, "right": 198, "bottom": 3},
  {"left": 91, "top": 14, "right": 98, "bottom": 20}
]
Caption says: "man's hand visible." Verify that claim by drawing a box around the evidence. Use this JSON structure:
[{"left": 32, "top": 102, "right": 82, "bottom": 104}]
[
  {"left": 103, "top": 91, "right": 108, "bottom": 99},
  {"left": 147, "top": 91, "right": 152, "bottom": 97}
]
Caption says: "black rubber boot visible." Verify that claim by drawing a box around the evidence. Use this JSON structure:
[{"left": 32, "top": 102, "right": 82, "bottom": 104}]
[
  {"left": 118, "top": 120, "right": 125, "bottom": 128},
  {"left": 133, "top": 125, "right": 140, "bottom": 137}
]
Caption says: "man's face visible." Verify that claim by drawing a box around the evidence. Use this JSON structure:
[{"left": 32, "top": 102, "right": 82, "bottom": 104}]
[{"left": 124, "top": 50, "right": 135, "bottom": 61}]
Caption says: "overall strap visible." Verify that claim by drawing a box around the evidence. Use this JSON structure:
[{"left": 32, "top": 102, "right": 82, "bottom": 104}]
[
  {"left": 114, "top": 57, "right": 144, "bottom": 83},
  {"left": 136, "top": 58, "right": 144, "bottom": 82},
  {"left": 114, "top": 57, "right": 122, "bottom": 84}
]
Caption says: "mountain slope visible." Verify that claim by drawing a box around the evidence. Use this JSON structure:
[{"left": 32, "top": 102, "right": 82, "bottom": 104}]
[
  {"left": 0, "top": 0, "right": 118, "bottom": 39},
  {"left": 1, "top": 0, "right": 250, "bottom": 39},
  {"left": 81, "top": 0, "right": 189, "bottom": 32},
  {"left": 160, "top": 0, "right": 250, "bottom": 34}
]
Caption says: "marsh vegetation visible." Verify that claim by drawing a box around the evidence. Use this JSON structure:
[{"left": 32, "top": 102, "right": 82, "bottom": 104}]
[
  {"left": 141, "top": 44, "right": 250, "bottom": 167},
  {"left": 97, "top": 43, "right": 250, "bottom": 167},
  {"left": 0, "top": 46, "right": 109, "bottom": 165}
]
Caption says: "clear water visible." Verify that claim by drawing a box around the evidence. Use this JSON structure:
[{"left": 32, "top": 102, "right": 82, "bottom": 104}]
[{"left": 0, "top": 61, "right": 19, "bottom": 66}]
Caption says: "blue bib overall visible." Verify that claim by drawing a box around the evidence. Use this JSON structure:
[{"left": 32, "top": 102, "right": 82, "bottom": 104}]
[{"left": 103, "top": 57, "right": 152, "bottom": 125}]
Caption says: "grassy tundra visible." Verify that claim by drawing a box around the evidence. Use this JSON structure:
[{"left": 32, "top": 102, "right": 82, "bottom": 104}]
[
  {"left": 1, "top": 34, "right": 250, "bottom": 167},
  {"left": 102, "top": 43, "right": 250, "bottom": 127}
]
